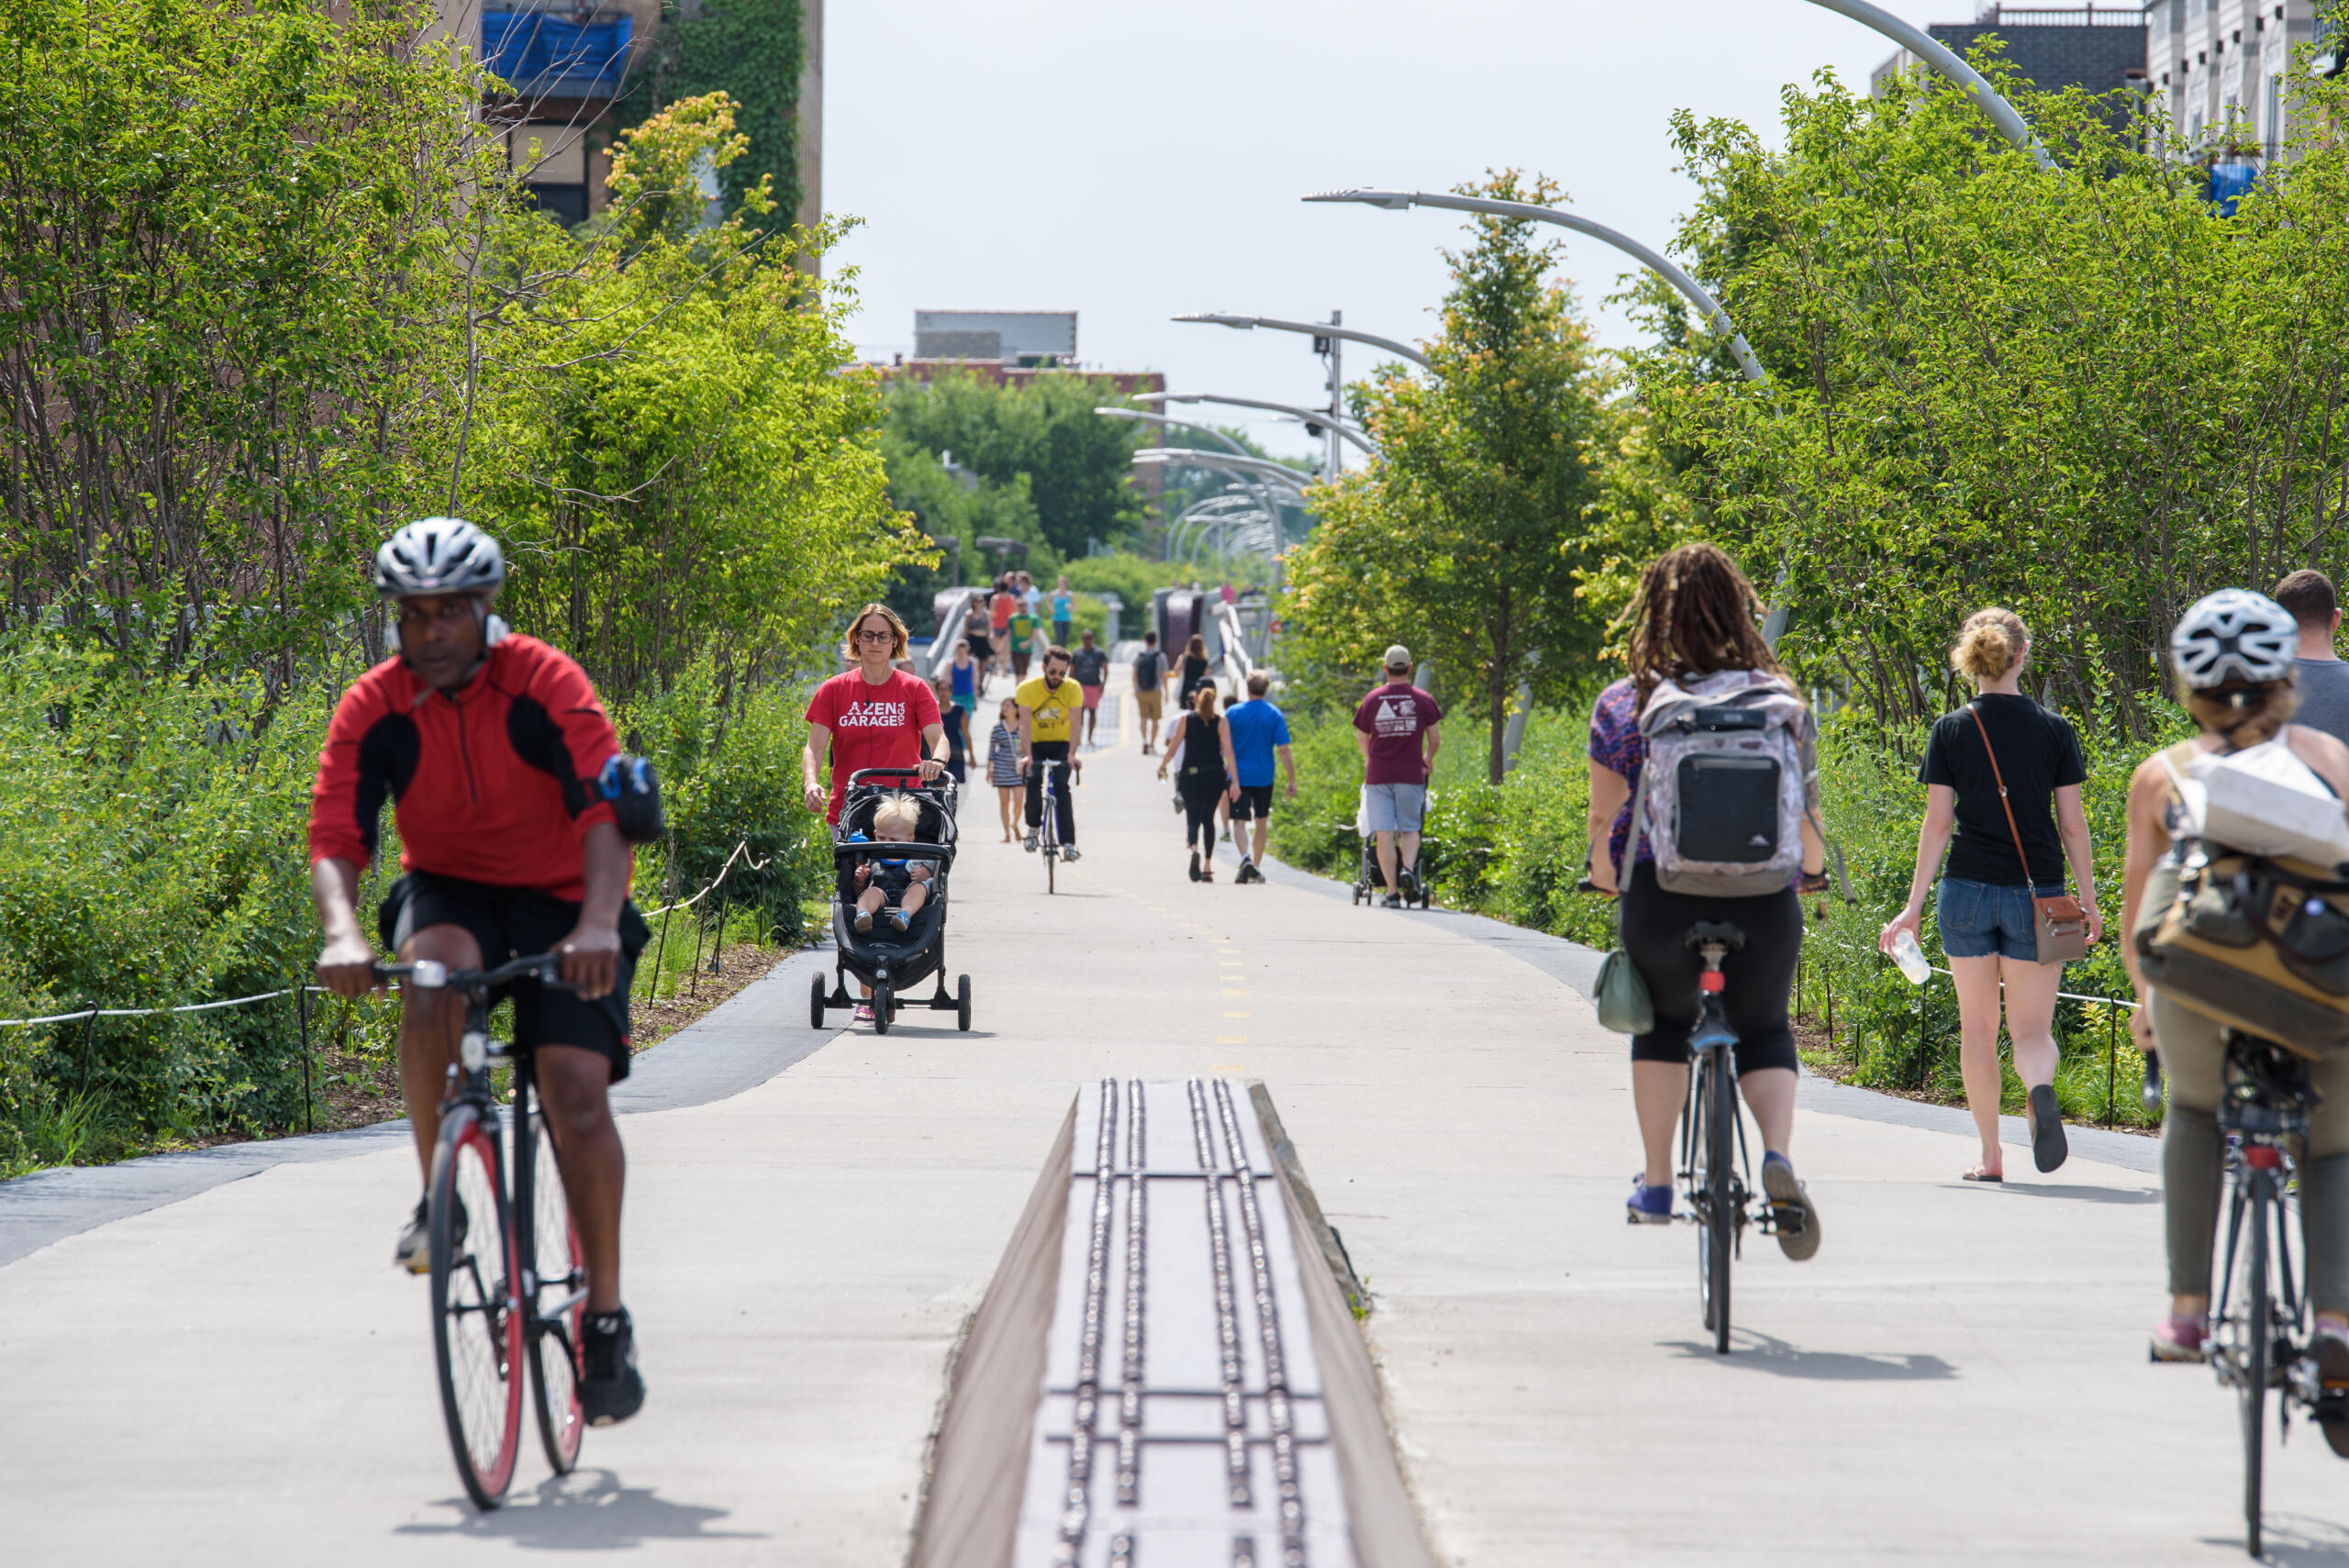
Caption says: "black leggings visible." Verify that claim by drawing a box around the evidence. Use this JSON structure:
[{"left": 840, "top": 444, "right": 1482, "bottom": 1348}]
[
  {"left": 1620, "top": 862, "right": 1802, "bottom": 1076},
  {"left": 1180, "top": 774, "right": 1224, "bottom": 851},
  {"left": 1024, "top": 740, "right": 1075, "bottom": 844}
]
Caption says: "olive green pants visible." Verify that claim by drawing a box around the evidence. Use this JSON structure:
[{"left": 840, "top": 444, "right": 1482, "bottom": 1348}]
[{"left": 2154, "top": 991, "right": 2349, "bottom": 1312}]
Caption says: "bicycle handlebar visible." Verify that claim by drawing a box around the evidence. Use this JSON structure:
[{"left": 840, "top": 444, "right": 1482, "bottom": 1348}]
[{"left": 372, "top": 953, "right": 581, "bottom": 995}]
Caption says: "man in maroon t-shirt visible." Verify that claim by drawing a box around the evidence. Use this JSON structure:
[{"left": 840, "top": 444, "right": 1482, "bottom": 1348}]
[
  {"left": 1353, "top": 643, "right": 1443, "bottom": 908},
  {"left": 802, "top": 604, "right": 949, "bottom": 824}
]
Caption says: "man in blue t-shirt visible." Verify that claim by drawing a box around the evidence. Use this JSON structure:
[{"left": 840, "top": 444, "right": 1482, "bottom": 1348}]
[{"left": 1223, "top": 671, "right": 1296, "bottom": 884}]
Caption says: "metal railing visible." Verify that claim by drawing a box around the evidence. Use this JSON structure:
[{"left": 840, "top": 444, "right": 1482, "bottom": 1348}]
[{"left": 1969, "top": 5, "right": 2145, "bottom": 25}]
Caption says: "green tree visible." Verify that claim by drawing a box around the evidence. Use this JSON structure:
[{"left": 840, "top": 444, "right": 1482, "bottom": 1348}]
[
  {"left": 1632, "top": 55, "right": 2349, "bottom": 733},
  {"left": 1283, "top": 172, "right": 1613, "bottom": 783},
  {"left": 461, "top": 95, "right": 919, "bottom": 695},
  {"left": 0, "top": 0, "right": 493, "bottom": 674},
  {"left": 885, "top": 371, "right": 1152, "bottom": 558}
]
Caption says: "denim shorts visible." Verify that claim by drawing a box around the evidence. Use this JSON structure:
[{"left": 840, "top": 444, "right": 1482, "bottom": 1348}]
[{"left": 1938, "top": 875, "right": 2064, "bottom": 962}]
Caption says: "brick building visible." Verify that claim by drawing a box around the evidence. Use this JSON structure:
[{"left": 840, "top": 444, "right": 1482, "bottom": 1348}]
[{"left": 1871, "top": 5, "right": 2150, "bottom": 129}]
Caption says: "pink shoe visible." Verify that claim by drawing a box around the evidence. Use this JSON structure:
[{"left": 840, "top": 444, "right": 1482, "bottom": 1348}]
[
  {"left": 853, "top": 1004, "right": 875, "bottom": 1023},
  {"left": 2150, "top": 1314, "right": 2208, "bottom": 1363}
]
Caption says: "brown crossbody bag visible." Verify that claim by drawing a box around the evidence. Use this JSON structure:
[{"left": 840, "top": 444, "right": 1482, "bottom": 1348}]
[{"left": 1967, "top": 706, "right": 2090, "bottom": 962}]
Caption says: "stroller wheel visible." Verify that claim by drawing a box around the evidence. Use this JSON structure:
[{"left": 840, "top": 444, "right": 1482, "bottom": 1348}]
[
  {"left": 872, "top": 984, "right": 893, "bottom": 1036},
  {"left": 956, "top": 974, "right": 973, "bottom": 1032},
  {"left": 809, "top": 973, "right": 828, "bottom": 1029}
]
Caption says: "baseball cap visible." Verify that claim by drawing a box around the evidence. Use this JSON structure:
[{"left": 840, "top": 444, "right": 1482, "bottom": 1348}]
[{"left": 1383, "top": 644, "right": 1411, "bottom": 670}]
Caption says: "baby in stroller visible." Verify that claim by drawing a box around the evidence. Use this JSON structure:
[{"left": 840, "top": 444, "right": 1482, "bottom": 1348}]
[{"left": 845, "top": 793, "right": 933, "bottom": 933}]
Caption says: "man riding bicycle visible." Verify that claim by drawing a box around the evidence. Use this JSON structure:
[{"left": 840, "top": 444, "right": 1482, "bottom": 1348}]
[
  {"left": 1018, "top": 645, "right": 1084, "bottom": 861},
  {"left": 309, "top": 517, "right": 649, "bottom": 1427}
]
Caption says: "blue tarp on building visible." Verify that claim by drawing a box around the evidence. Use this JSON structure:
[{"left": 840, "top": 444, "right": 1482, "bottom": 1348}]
[
  {"left": 483, "top": 11, "right": 633, "bottom": 98},
  {"left": 2208, "top": 161, "right": 2258, "bottom": 217}
]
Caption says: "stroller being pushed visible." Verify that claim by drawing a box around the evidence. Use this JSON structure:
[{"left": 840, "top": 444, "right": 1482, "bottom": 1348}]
[
  {"left": 1349, "top": 785, "right": 1437, "bottom": 909},
  {"left": 811, "top": 768, "right": 972, "bottom": 1035}
]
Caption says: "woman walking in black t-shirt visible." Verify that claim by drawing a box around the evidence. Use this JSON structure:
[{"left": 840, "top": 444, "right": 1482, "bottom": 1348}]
[
  {"left": 1159, "top": 684, "right": 1239, "bottom": 883},
  {"left": 1879, "top": 608, "right": 2103, "bottom": 1180}
]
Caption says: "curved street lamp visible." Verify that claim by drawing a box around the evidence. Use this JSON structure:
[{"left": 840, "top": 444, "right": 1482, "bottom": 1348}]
[
  {"left": 1130, "top": 447, "right": 1311, "bottom": 497},
  {"left": 1801, "top": 0, "right": 2051, "bottom": 170},
  {"left": 1097, "top": 406, "right": 1293, "bottom": 550},
  {"left": 1305, "top": 189, "right": 1767, "bottom": 384},
  {"left": 1139, "top": 391, "right": 1379, "bottom": 456},
  {"left": 1173, "top": 312, "right": 1431, "bottom": 371}
]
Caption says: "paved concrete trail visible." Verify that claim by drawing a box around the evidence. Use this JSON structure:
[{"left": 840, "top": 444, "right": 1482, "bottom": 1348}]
[{"left": 6, "top": 673, "right": 2347, "bottom": 1566}]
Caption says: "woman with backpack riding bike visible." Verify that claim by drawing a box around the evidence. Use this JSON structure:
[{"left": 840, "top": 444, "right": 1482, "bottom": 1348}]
[
  {"left": 2121, "top": 590, "right": 2349, "bottom": 1384},
  {"left": 1878, "top": 608, "right": 2102, "bottom": 1183},
  {"left": 1586, "top": 543, "right": 1826, "bottom": 1257}
]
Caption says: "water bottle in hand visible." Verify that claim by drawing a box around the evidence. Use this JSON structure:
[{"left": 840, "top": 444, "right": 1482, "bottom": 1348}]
[{"left": 1890, "top": 929, "right": 1932, "bottom": 985}]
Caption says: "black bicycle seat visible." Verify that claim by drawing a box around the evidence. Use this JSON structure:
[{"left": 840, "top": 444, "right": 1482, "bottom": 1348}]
[{"left": 1684, "top": 921, "right": 1747, "bottom": 952}]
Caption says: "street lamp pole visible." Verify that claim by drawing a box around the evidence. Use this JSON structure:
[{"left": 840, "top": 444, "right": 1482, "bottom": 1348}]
[
  {"left": 1800, "top": 0, "right": 2052, "bottom": 171},
  {"left": 1305, "top": 189, "right": 1768, "bottom": 384},
  {"left": 1174, "top": 311, "right": 1431, "bottom": 371},
  {"left": 1136, "top": 391, "right": 1378, "bottom": 455}
]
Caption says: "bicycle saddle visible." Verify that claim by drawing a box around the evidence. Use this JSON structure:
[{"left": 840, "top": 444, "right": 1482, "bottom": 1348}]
[{"left": 1684, "top": 921, "right": 1747, "bottom": 951}]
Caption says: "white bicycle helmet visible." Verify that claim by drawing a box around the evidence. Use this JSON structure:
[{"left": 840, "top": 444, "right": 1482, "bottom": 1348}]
[
  {"left": 2170, "top": 588, "right": 2297, "bottom": 690},
  {"left": 374, "top": 517, "right": 506, "bottom": 599}
]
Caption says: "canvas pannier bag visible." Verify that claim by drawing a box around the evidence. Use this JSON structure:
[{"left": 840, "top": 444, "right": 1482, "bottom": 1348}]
[
  {"left": 1965, "top": 706, "right": 2090, "bottom": 964},
  {"left": 1634, "top": 670, "right": 1819, "bottom": 898},
  {"left": 2138, "top": 741, "right": 2349, "bottom": 1058}
]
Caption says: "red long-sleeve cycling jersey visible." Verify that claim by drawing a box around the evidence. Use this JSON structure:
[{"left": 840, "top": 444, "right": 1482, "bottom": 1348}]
[{"left": 307, "top": 634, "right": 622, "bottom": 902}]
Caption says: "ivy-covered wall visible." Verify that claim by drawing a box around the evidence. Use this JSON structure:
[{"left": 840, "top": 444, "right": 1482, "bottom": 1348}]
[{"left": 620, "top": 0, "right": 805, "bottom": 232}]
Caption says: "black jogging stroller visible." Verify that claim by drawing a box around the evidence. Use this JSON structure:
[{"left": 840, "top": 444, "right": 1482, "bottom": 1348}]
[
  {"left": 811, "top": 767, "right": 972, "bottom": 1035},
  {"left": 1348, "top": 786, "right": 1437, "bottom": 909}
]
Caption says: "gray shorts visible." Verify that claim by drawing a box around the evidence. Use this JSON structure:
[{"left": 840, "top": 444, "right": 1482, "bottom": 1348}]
[{"left": 1362, "top": 783, "right": 1427, "bottom": 835}]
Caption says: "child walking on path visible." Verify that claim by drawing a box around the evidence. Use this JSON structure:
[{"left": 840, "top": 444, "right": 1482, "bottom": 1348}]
[{"left": 985, "top": 697, "right": 1023, "bottom": 843}]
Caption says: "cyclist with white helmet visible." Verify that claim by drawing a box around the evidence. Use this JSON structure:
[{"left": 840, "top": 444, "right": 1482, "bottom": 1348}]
[
  {"left": 2121, "top": 588, "right": 2349, "bottom": 1404},
  {"left": 308, "top": 517, "right": 649, "bottom": 1426}
]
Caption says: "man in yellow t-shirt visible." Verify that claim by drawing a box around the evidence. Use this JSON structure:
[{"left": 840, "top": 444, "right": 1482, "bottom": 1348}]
[{"left": 1017, "top": 645, "right": 1085, "bottom": 860}]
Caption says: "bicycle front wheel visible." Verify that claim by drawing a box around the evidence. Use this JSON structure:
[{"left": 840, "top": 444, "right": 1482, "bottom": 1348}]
[
  {"left": 1704, "top": 1054, "right": 1736, "bottom": 1354},
  {"left": 430, "top": 1107, "right": 523, "bottom": 1508},
  {"left": 1047, "top": 848, "right": 1056, "bottom": 895},
  {"left": 2242, "top": 1176, "right": 2274, "bottom": 1558},
  {"left": 528, "top": 1111, "right": 585, "bottom": 1474}
]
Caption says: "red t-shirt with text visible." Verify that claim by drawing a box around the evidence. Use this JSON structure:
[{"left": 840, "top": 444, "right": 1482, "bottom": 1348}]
[
  {"left": 806, "top": 668, "right": 941, "bottom": 823},
  {"left": 1353, "top": 682, "right": 1444, "bottom": 786}
]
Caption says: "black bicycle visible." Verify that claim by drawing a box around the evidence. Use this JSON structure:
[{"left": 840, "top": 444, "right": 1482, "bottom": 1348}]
[
  {"left": 1033, "top": 757, "right": 1074, "bottom": 894},
  {"left": 1677, "top": 921, "right": 1809, "bottom": 1354},
  {"left": 376, "top": 954, "right": 589, "bottom": 1509},
  {"left": 2190, "top": 1031, "right": 2349, "bottom": 1556}
]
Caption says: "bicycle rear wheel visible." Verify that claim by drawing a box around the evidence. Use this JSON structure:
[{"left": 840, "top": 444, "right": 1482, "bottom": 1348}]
[
  {"left": 2242, "top": 1177, "right": 2274, "bottom": 1558},
  {"left": 1704, "top": 1054, "right": 1736, "bottom": 1355},
  {"left": 528, "top": 1111, "right": 585, "bottom": 1474},
  {"left": 430, "top": 1107, "right": 523, "bottom": 1508}
]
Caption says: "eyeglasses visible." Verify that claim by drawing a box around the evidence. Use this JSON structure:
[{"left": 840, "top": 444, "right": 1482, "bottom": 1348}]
[{"left": 855, "top": 628, "right": 896, "bottom": 644}]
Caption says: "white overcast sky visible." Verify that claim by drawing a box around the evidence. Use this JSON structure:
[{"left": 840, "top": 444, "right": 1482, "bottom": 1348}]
[{"left": 827, "top": 0, "right": 1954, "bottom": 458}]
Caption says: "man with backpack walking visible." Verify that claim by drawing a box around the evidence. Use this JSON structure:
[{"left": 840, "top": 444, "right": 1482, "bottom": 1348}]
[
  {"left": 1353, "top": 645, "right": 1442, "bottom": 909},
  {"left": 1132, "top": 630, "right": 1169, "bottom": 754}
]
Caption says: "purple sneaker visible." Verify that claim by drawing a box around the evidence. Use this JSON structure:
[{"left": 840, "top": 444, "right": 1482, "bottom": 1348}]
[
  {"left": 2149, "top": 1314, "right": 2208, "bottom": 1363},
  {"left": 1626, "top": 1176, "right": 1673, "bottom": 1226}
]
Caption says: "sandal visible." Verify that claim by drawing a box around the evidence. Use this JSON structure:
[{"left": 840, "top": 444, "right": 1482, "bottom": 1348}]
[
  {"left": 2027, "top": 1084, "right": 2069, "bottom": 1173},
  {"left": 1962, "top": 1167, "right": 2003, "bottom": 1184}
]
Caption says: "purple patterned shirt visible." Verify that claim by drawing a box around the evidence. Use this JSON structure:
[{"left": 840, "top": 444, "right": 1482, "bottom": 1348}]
[{"left": 1587, "top": 676, "right": 1652, "bottom": 873}]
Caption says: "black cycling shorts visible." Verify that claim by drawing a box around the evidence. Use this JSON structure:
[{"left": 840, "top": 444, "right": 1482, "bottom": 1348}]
[
  {"left": 1230, "top": 783, "right": 1275, "bottom": 821},
  {"left": 379, "top": 870, "right": 650, "bottom": 1083}
]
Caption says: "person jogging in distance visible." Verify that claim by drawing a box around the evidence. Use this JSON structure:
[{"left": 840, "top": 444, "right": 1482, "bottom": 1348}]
[
  {"left": 1017, "top": 645, "right": 1084, "bottom": 861},
  {"left": 1878, "top": 608, "right": 2099, "bottom": 1181},
  {"left": 310, "top": 517, "right": 650, "bottom": 1425},
  {"left": 1132, "top": 630, "right": 1169, "bottom": 753},
  {"left": 1069, "top": 629, "right": 1110, "bottom": 748},
  {"left": 1224, "top": 671, "right": 1295, "bottom": 884},
  {"left": 1354, "top": 645, "right": 1442, "bottom": 908}
]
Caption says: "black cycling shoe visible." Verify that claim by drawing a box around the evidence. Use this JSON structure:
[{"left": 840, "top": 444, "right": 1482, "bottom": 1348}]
[{"left": 581, "top": 1307, "right": 647, "bottom": 1427}]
